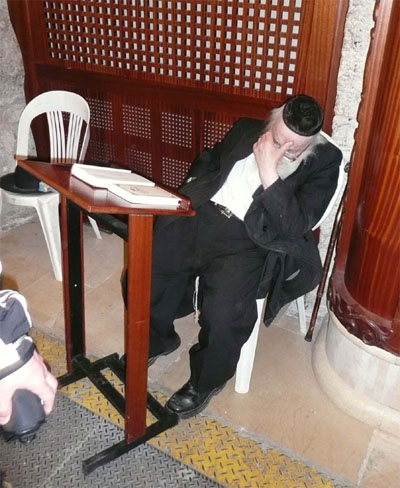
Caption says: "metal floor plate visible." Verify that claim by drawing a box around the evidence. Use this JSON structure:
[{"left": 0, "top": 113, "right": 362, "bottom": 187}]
[
  {"left": 0, "top": 393, "right": 225, "bottom": 488},
  {"left": 10, "top": 329, "right": 355, "bottom": 488}
]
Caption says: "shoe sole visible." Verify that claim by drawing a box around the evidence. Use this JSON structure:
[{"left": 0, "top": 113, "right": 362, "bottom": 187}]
[
  {"left": 166, "top": 383, "right": 226, "bottom": 419},
  {"left": 148, "top": 338, "right": 181, "bottom": 366}
]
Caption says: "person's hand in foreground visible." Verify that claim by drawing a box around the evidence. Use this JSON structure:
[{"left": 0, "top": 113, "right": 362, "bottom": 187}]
[{"left": 0, "top": 350, "right": 58, "bottom": 425}]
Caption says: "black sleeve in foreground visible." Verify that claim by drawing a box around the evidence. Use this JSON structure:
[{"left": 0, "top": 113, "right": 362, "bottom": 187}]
[{"left": 0, "top": 291, "right": 32, "bottom": 345}]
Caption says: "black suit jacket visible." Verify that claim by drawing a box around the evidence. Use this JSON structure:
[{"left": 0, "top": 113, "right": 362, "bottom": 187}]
[{"left": 159, "top": 118, "right": 342, "bottom": 325}]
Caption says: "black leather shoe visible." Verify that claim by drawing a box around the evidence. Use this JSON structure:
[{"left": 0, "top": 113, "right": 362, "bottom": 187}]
[
  {"left": 166, "top": 381, "right": 226, "bottom": 419},
  {"left": 120, "top": 335, "right": 181, "bottom": 368}
]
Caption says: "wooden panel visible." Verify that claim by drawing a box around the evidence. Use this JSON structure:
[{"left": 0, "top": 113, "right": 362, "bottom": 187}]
[
  {"left": 32, "top": 0, "right": 305, "bottom": 98},
  {"left": 7, "top": 0, "right": 348, "bottom": 188}
]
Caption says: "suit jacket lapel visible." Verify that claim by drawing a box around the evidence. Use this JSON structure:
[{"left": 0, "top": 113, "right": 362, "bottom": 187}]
[{"left": 219, "top": 120, "right": 264, "bottom": 181}]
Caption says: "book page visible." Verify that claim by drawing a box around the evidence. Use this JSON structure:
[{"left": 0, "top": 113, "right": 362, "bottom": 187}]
[
  {"left": 71, "top": 164, "right": 154, "bottom": 188},
  {"left": 108, "top": 183, "right": 181, "bottom": 206}
]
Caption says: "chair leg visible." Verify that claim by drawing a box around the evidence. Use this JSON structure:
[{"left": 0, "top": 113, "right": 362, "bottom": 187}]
[
  {"left": 35, "top": 195, "right": 62, "bottom": 282},
  {"left": 88, "top": 216, "right": 102, "bottom": 240},
  {"left": 235, "top": 299, "right": 264, "bottom": 394},
  {"left": 296, "top": 296, "right": 307, "bottom": 336}
]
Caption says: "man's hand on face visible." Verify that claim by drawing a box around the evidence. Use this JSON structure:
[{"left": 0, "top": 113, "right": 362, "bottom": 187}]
[
  {"left": 0, "top": 351, "right": 58, "bottom": 425},
  {"left": 253, "top": 130, "right": 293, "bottom": 188}
]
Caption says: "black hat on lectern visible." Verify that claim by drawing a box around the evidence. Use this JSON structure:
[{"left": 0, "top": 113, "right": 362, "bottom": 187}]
[{"left": 283, "top": 95, "right": 324, "bottom": 136}]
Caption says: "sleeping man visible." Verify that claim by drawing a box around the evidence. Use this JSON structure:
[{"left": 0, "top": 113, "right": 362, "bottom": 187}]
[{"left": 124, "top": 94, "right": 342, "bottom": 418}]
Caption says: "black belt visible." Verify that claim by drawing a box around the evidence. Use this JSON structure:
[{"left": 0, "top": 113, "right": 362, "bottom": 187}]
[{"left": 212, "top": 202, "right": 234, "bottom": 219}]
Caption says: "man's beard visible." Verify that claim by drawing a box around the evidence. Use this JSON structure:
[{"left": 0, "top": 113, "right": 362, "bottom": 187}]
[
  {"left": 277, "top": 155, "right": 302, "bottom": 180},
  {"left": 277, "top": 136, "right": 323, "bottom": 180}
]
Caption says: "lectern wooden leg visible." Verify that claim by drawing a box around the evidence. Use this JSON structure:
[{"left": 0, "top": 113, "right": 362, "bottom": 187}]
[
  {"left": 60, "top": 196, "right": 85, "bottom": 372},
  {"left": 125, "top": 214, "right": 154, "bottom": 442}
]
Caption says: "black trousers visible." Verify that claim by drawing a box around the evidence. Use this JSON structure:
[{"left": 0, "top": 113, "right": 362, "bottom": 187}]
[{"left": 150, "top": 201, "right": 267, "bottom": 392}]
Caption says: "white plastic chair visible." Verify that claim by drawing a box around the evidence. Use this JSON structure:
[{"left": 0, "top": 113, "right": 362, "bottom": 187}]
[
  {"left": 235, "top": 132, "right": 345, "bottom": 394},
  {"left": 0, "top": 90, "right": 101, "bottom": 282}
]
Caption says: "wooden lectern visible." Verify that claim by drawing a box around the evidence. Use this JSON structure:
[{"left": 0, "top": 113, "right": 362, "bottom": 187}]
[{"left": 18, "top": 159, "right": 194, "bottom": 474}]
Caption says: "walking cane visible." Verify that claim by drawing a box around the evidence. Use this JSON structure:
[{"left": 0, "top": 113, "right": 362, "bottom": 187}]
[{"left": 305, "top": 180, "right": 348, "bottom": 342}]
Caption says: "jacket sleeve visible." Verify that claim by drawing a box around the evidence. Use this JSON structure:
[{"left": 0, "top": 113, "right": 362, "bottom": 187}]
[
  {"left": 0, "top": 290, "right": 35, "bottom": 373},
  {"left": 183, "top": 118, "right": 259, "bottom": 183},
  {"left": 0, "top": 290, "right": 32, "bottom": 345},
  {"left": 184, "top": 144, "right": 222, "bottom": 181},
  {"left": 244, "top": 142, "right": 342, "bottom": 247}
]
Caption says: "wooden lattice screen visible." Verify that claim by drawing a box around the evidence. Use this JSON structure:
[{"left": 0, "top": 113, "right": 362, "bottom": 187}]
[{"left": 8, "top": 0, "right": 348, "bottom": 188}]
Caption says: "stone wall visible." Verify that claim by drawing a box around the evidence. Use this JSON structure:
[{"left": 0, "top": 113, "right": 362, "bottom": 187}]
[
  {"left": 0, "top": 1, "right": 35, "bottom": 228},
  {"left": 0, "top": 1, "right": 24, "bottom": 176}
]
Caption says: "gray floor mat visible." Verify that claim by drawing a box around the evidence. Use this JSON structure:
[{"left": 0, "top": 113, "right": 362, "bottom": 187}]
[{"left": 0, "top": 393, "right": 225, "bottom": 488}]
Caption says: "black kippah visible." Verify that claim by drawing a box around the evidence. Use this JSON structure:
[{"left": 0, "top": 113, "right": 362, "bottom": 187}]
[{"left": 282, "top": 95, "right": 324, "bottom": 136}]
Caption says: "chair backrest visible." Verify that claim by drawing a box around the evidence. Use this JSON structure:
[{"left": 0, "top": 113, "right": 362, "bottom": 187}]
[
  {"left": 312, "top": 131, "right": 345, "bottom": 231},
  {"left": 16, "top": 90, "right": 90, "bottom": 165}
]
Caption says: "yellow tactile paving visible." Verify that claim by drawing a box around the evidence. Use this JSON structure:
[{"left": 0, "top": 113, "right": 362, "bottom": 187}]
[{"left": 32, "top": 329, "right": 351, "bottom": 488}]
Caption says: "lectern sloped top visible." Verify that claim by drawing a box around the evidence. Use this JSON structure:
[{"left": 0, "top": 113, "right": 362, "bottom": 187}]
[{"left": 17, "top": 159, "right": 194, "bottom": 217}]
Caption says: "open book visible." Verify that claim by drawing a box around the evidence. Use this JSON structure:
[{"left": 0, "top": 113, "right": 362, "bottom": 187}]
[
  {"left": 71, "top": 164, "right": 154, "bottom": 188},
  {"left": 108, "top": 183, "right": 181, "bottom": 207}
]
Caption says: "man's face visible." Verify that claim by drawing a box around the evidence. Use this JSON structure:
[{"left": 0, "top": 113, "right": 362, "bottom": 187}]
[{"left": 270, "top": 118, "right": 314, "bottom": 162}]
